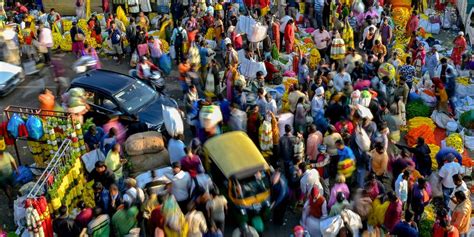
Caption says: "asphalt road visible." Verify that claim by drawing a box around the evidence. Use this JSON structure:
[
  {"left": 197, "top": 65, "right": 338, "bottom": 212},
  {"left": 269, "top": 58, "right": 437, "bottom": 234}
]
[{"left": 0, "top": 51, "right": 299, "bottom": 236}]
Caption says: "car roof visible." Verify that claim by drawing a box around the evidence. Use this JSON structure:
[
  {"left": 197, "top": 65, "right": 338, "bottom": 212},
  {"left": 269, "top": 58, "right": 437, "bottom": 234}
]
[
  {"left": 203, "top": 131, "right": 268, "bottom": 179},
  {"left": 70, "top": 69, "right": 135, "bottom": 95}
]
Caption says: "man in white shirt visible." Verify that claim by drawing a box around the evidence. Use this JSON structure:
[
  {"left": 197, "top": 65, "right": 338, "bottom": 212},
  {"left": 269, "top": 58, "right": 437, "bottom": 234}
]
[
  {"left": 344, "top": 48, "right": 362, "bottom": 74},
  {"left": 439, "top": 155, "right": 463, "bottom": 208},
  {"left": 333, "top": 67, "right": 351, "bottom": 92},
  {"left": 123, "top": 178, "right": 145, "bottom": 207},
  {"left": 449, "top": 174, "right": 470, "bottom": 211},
  {"left": 167, "top": 162, "right": 194, "bottom": 212},
  {"left": 128, "top": 0, "right": 140, "bottom": 17},
  {"left": 311, "top": 26, "right": 331, "bottom": 59},
  {"left": 311, "top": 86, "right": 325, "bottom": 117}
]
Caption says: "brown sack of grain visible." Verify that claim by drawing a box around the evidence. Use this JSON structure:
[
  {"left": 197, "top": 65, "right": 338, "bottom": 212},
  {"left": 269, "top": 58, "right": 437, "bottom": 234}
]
[
  {"left": 124, "top": 131, "right": 165, "bottom": 156},
  {"left": 129, "top": 149, "right": 170, "bottom": 176}
]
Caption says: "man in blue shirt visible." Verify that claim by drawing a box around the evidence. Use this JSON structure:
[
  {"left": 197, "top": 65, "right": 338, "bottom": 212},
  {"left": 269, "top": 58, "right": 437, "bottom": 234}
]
[
  {"left": 84, "top": 125, "right": 105, "bottom": 151},
  {"left": 391, "top": 210, "right": 419, "bottom": 237},
  {"left": 108, "top": 21, "right": 123, "bottom": 64}
]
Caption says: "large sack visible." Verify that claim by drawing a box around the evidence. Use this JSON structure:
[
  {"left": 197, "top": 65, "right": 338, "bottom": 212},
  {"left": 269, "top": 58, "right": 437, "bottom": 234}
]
[
  {"left": 129, "top": 149, "right": 170, "bottom": 176},
  {"left": 124, "top": 131, "right": 165, "bottom": 156},
  {"left": 162, "top": 105, "right": 184, "bottom": 137},
  {"left": 431, "top": 110, "right": 455, "bottom": 129}
]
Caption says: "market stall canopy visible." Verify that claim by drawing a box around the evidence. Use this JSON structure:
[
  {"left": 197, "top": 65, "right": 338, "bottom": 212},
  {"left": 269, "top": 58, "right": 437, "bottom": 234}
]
[{"left": 204, "top": 131, "right": 268, "bottom": 179}]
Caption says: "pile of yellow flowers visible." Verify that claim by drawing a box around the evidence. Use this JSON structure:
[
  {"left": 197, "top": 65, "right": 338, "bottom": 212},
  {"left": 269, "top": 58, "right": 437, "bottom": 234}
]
[
  {"left": 52, "top": 32, "right": 62, "bottom": 50},
  {"left": 457, "top": 77, "right": 470, "bottom": 86},
  {"left": 62, "top": 19, "right": 73, "bottom": 32},
  {"left": 309, "top": 48, "right": 321, "bottom": 70},
  {"left": 393, "top": 7, "right": 411, "bottom": 25},
  {"left": 408, "top": 117, "right": 436, "bottom": 131},
  {"left": 60, "top": 32, "right": 72, "bottom": 51},
  {"left": 428, "top": 144, "right": 440, "bottom": 170},
  {"left": 392, "top": 7, "right": 411, "bottom": 51},
  {"left": 446, "top": 133, "right": 464, "bottom": 154},
  {"left": 77, "top": 19, "right": 89, "bottom": 34},
  {"left": 283, "top": 77, "right": 298, "bottom": 90},
  {"left": 85, "top": 37, "right": 99, "bottom": 49}
]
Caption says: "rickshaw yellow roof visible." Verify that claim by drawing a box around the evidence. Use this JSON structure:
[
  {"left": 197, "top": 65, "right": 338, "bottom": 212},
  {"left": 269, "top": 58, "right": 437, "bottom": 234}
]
[{"left": 204, "top": 131, "right": 267, "bottom": 179}]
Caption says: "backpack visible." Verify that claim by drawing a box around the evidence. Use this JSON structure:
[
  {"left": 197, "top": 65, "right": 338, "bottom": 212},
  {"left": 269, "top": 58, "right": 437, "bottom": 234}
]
[
  {"left": 175, "top": 28, "right": 184, "bottom": 45},
  {"left": 309, "top": 191, "right": 325, "bottom": 218}
]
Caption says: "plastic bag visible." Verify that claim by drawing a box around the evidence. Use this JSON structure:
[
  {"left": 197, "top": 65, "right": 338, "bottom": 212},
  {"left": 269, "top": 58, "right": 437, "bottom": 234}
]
[
  {"left": 26, "top": 116, "right": 43, "bottom": 140},
  {"left": 248, "top": 23, "right": 268, "bottom": 42},
  {"left": 162, "top": 105, "right": 184, "bottom": 137},
  {"left": 130, "top": 51, "right": 139, "bottom": 67},
  {"left": 13, "top": 166, "right": 34, "bottom": 185},
  {"left": 159, "top": 54, "right": 172, "bottom": 75},
  {"left": 355, "top": 125, "right": 371, "bottom": 152},
  {"left": 7, "top": 114, "right": 25, "bottom": 138},
  {"left": 205, "top": 71, "right": 215, "bottom": 93},
  {"left": 199, "top": 105, "right": 223, "bottom": 129}
]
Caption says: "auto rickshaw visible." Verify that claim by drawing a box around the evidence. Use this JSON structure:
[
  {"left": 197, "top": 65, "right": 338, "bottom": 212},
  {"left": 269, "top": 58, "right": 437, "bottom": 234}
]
[{"left": 203, "top": 131, "right": 271, "bottom": 232}]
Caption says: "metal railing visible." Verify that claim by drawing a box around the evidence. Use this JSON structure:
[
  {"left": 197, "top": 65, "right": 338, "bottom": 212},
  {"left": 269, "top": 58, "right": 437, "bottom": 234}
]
[{"left": 27, "top": 139, "right": 72, "bottom": 198}]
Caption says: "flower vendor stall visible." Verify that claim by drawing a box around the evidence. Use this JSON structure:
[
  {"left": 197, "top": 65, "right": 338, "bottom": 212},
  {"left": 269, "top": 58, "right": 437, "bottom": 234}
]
[
  {"left": 14, "top": 139, "right": 94, "bottom": 236},
  {"left": 3, "top": 106, "right": 87, "bottom": 167}
]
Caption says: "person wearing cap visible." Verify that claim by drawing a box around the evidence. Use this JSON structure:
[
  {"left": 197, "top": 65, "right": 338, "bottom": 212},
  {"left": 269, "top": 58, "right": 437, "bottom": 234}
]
[
  {"left": 88, "top": 161, "right": 116, "bottom": 189},
  {"left": 451, "top": 31, "right": 468, "bottom": 66},
  {"left": 439, "top": 153, "right": 463, "bottom": 208},
  {"left": 123, "top": 177, "right": 145, "bottom": 208},
  {"left": 0, "top": 137, "right": 18, "bottom": 203},
  {"left": 224, "top": 38, "right": 238, "bottom": 66}
]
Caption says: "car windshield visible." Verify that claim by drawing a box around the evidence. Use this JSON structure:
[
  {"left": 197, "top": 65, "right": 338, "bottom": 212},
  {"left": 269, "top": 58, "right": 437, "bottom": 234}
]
[
  {"left": 235, "top": 170, "right": 270, "bottom": 198},
  {"left": 114, "top": 80, "right": 156, "bottom": 113}
]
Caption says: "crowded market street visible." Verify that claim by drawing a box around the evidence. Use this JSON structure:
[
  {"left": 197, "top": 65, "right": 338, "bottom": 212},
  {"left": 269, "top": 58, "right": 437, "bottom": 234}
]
[{"left": 2, "top": 0, "right": 474, "bottom": 236}]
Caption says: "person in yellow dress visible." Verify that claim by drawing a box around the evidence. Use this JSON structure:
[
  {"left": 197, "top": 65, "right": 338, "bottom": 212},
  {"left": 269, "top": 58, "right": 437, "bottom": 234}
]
[{"left": 104, "top": 143, "right": 126, "bottom": 182}]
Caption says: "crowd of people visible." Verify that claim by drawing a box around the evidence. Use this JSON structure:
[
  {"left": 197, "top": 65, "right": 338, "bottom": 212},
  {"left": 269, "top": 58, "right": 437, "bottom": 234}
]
[{"left": 1, "top": 0, "right": 474, "bottom": 236}]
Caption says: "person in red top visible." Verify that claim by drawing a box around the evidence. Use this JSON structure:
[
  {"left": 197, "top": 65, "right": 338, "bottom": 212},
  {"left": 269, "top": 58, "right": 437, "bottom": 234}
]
[
  {"left": 264, "top": 56, "right": 279, "bottom": 83},
  {"left": 284, "top": 19, "right": 295, "bottom": 54},
  {"left": 180, "top": 146, "right": 203, "bottom": 178},
  {"left": 271, "top": 19, "right": 281, "bottom": 51},
  {"left": 433, "top": 209, "right": 460, "bottom": 237},
  {"left": 74, "top": 201, "right": 94, "bottom": 229},
  {"left": 405, "top": 11, "right": 419, "bottom": 37},
  {"left": 15, "top": 2, "right": 29, "bottom": 14},
  {"left": 136, "top": 56, "right": 159, "bottom": 80}
]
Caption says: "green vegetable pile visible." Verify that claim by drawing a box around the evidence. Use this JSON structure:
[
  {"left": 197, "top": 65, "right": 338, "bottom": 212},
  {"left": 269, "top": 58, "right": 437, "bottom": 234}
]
[
  {"left": 460, "top": 110, "right": 474, "bottom": 129},
  {"left": 406, "top": 99, "right": 432, "bottom": 120}
]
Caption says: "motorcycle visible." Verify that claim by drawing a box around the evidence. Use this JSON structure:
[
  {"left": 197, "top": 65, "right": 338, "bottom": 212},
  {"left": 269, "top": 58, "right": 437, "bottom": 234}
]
[
  {"left": 72, "top": 56, "right": 98, "bottom": 74},
  {"left": 129, "top": 69, "right": 166, "bottom": 94}
]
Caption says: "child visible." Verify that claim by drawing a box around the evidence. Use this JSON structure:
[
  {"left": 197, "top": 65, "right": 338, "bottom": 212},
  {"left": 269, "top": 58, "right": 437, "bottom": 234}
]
[{"left": 395, "top": 170, "right": 409, "bottom": 208}]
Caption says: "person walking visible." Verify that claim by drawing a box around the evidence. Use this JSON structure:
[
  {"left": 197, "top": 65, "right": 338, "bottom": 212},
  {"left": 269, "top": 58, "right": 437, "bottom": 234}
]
[
  {"left": 108, "top": 21, "right": 124, "bottom": 64},
  {"left": 171, "top": 21, "right": 188, "bottom": 65}
]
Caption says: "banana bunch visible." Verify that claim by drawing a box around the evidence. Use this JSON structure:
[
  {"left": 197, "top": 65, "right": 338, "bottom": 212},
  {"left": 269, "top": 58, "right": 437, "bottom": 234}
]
[
  {"left": 428, "top": 144, "right": 440, "bottom": 170},
  {"left": 62, "top": 19, "right": 73, "bottom": 32},
  {"left": 408, "top": 117, "right": 436, "bottom": 130},
  {"left": 60, "top": 32, "right": 72, "bottom": 51},
  {"left": 161, "top": 39, "right": 170, "bottom": 53},
  {"left": 446, "top": 133, "right": 464, "bottom": 154},
  {"left": 52, "top": 32, "right": 62, "bottom": 50},
  {"left": 309, "top": 48, "right": 321, "bottom": 70},
  {"left": 456, "top": 77, "right": 470, "bottom": 86}
]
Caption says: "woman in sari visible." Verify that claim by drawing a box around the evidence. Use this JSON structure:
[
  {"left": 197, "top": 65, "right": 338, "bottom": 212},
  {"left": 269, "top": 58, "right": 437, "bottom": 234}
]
[
  {"left": 136, "top": 12, "right": 150, "bottom": 32},
  {"left": 284, "top": 19, "right": 295, "bottom": 54},
  {"left": 88, "top": 15, "right": 102, "bottom": 44},
  {"left": 225, "top": 65, "right": 238, "bottom": 101},
  {"left": 162, "top": 193, "right": 188, "bottom": 237},
  {"left": 451, "top": 31, "right": 467, "bottom": 66}
]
